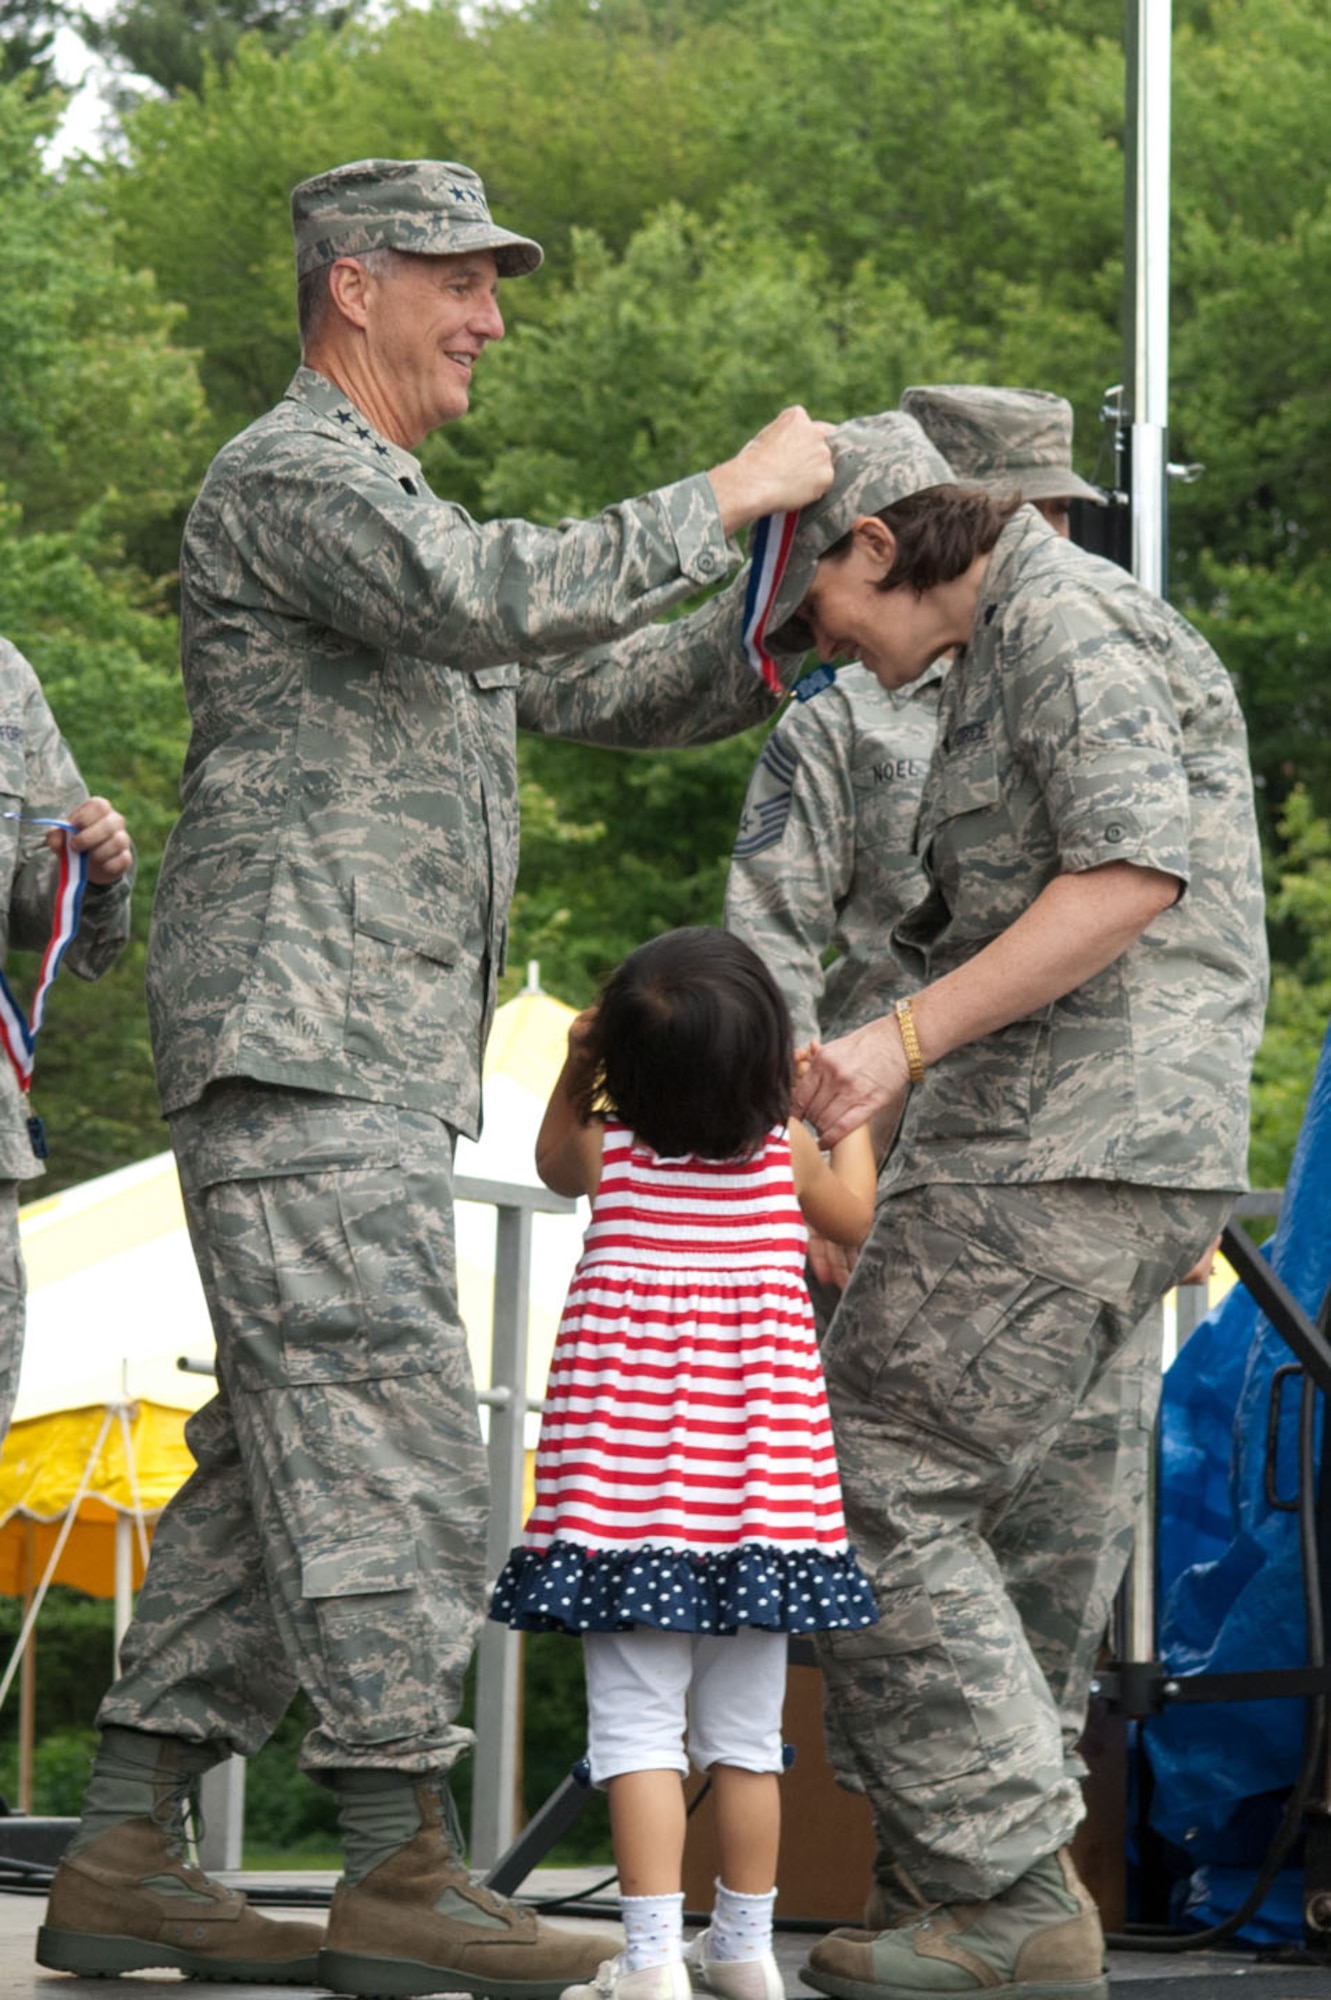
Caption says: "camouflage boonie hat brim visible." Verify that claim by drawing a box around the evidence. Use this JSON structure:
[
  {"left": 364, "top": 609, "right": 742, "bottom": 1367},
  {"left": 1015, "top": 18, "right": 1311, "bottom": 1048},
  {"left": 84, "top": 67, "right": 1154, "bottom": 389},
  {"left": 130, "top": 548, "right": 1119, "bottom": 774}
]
[
  {"left": 767, "top": 410, "right": 955, "bottom": 650},
  {"left": 292, "top": 158, "right": 543, "bottom": 280},
  {"left": 901, "top": 383, "right": 1105, "bottom": 507}
]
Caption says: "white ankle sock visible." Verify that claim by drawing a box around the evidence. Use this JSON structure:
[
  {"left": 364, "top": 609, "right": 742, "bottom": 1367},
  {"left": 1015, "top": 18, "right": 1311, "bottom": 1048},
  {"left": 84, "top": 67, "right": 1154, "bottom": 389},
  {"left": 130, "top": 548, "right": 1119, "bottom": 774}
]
[
  {"left": 622, "top": 1891, "right": 685, "bottom": 1971},
  {"left": 710, "top": 1881, "right": 776, "bottom": 1962}
]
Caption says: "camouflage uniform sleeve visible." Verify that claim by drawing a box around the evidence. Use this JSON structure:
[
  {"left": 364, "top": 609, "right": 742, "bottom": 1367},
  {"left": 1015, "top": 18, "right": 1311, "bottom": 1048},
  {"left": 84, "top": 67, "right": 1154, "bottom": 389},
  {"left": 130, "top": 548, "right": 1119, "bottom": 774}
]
[
  {"left": 7, "top": 651, "right": 132, "bottom": 979},
  {"left": 1001, "top": 583, "right": 1192, "bottom": 884},
  {"left": 723, "top": 691, "right": 857, "bottom": 1048},
  {"left": 204, "top": 440, "right": 735, "bottom": 672},
  {"left": 514, "top": 565, "right": 784, "bottom": 748}
]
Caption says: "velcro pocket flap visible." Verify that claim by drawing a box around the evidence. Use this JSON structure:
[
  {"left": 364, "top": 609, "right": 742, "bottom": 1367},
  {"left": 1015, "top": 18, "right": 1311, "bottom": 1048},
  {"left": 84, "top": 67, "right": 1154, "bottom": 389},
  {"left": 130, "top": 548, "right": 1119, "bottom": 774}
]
[
  {"left": 352, "top": 877, "right": 456, "bottom": 964},
  {"left": 301, "top": 1535, "right": 418, "bottom": 1600}
]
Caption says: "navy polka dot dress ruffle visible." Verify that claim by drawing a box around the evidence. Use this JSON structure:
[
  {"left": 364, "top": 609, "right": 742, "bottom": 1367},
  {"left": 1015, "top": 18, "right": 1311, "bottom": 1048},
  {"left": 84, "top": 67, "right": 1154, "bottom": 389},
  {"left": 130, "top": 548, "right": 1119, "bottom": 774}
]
[{"left": 490, "top": 1538, "right": 878, "bottom": 1636}]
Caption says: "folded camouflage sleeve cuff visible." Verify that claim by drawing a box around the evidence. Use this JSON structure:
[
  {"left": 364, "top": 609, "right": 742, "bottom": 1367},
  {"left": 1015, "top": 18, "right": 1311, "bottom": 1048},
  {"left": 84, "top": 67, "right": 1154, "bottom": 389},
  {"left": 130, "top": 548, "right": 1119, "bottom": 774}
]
[
  {"left": 1001, "top": 591, "right": 1193, "bottom": 885},
  {"left": 68, "top": 870, "right": 135, "bottom": 979}
]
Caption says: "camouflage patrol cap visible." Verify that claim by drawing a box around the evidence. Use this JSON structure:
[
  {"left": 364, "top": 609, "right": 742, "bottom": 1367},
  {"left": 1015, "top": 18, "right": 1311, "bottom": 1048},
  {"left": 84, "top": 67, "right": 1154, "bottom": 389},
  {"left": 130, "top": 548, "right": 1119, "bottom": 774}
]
[
  {"left": 900, "top": 384, "right": 1105, "bottom": 505},
  {"left": 291, "top": 158, "right": 543, "bottom": 280},
  {"left": 767, "top": 410, "right": 955, "bottom": 647}
]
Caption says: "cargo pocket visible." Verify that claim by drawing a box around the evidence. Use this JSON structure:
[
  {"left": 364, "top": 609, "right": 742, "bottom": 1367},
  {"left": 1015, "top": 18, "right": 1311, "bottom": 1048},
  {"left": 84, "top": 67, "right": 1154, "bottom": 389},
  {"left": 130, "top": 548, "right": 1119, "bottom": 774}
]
[
  {"left": 818, "top": 1583, "right": 990, "bottom": 1791},
  {"left": 820, "top": 1205, "right": 970, "bottom": 1416},
  {"left": 300, "top": 1530, "right": 425, "bottom": 1747},
  {"left": 203, "top": 1169, "right": 452, "bottom": 1391}
]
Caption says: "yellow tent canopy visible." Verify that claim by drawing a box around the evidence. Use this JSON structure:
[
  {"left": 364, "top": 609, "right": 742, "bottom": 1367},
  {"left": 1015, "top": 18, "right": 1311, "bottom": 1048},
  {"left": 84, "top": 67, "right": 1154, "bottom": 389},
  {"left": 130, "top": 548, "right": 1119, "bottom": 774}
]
[
  {"left": 0, "top": 1150, "right": 212, "bottom": 1605},
  {"left": 0, "top": 1404, "right": 196, "bottom": 1601}
]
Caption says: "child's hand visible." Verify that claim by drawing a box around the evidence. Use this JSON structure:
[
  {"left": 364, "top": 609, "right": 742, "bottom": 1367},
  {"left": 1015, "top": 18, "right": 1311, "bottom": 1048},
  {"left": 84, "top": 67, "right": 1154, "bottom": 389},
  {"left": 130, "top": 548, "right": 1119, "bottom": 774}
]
[
  {"left": 569, "top": 1007, "right": 598, "bottom": 1050},
  {"left": 1180, "top": 1235, "right": 1222, "bottom": 1288},
  {"left": 808, "top": 1227, "right": 859, "bottom": 1290},
  {"left": 794, "top": 1037, "right": 821, "bottom": 1082},
  {"left": 565, "top": 1007, "right": 599, "bottom": 1085}
]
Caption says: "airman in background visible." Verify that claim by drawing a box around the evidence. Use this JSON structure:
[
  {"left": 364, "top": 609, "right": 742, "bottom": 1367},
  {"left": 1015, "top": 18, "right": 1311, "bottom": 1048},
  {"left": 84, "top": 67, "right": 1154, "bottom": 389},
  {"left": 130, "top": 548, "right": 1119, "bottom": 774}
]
[{"left": 0, "top": 636, "right": 133, "bottom": 1440}]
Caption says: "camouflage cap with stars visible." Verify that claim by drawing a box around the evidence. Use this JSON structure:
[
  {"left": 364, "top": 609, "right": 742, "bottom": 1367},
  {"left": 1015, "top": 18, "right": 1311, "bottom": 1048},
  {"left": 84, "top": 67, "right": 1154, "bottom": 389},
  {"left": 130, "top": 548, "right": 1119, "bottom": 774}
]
[
  {"left": 766, "top": 410, "right": 955, "bottom": 654},
  {"left": 291, "top": 157, "right": 543, "bottom": 280},
  {"left": 900, "top": 384, "right": 1106, "bottom": 505}
]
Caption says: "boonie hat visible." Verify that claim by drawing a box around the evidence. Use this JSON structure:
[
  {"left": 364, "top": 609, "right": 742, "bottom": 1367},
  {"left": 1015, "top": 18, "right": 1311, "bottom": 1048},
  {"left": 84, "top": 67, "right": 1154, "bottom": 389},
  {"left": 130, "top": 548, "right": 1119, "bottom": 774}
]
[
  {"left": 291, "top": 158, "right": 543, "bottom": 280},
  {"left": 766, "top": 410, "right": 955, "bottom": 652},
  {"left": 901, "top": 384, "right": 1105, "bottom": 505}
]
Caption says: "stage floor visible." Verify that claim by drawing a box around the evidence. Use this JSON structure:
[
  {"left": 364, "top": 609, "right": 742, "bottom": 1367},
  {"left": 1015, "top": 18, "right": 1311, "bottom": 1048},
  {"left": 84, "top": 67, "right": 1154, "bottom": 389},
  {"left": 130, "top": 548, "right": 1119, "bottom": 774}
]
[{"left": 5, "top": 1869, "right": 1331, "bottom": 1998}]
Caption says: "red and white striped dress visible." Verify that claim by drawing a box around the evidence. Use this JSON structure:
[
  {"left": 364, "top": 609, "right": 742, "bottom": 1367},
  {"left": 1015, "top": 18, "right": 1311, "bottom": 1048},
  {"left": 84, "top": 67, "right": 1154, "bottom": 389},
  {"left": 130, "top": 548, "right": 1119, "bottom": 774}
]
[{"left": 489, "top": 1120, "right": 877, "bottom": 1636}]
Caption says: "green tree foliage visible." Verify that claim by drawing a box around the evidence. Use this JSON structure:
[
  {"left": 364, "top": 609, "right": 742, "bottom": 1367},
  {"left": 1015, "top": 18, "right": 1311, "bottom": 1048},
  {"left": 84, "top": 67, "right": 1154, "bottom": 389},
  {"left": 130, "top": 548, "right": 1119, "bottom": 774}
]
[
  {"left": 101, "top": 0, "right": 1127, "bottom": 444},
  {"left": 1187, "top": 554, "right": 1331, "bottom": 837},
  {"left": 466, "top": 201, "right": 967, "bottom": 520},
  {"left": 0, "top": 0, "right": 66, "bottom": 90},
  {"left": 0, "top": 1587, "right": 112, "bottom": 1811},
  {"left": 1170, "top": 0, "right": 1331, "bottom": 573},
  {"left": 507, "top": 732, "right": 768, "bottom": 1009},
  {"left": 0, "top": 83, "right": 197, "bottom": 1186},
  {"left": 82, "top": 0, "right": 358, "bottom": 99},
  {"left": 1249, "top": 789, "right": 1331, "bottom": 1191},
  {"left": 0, "top": 84, "right": 207, "bottom": 549}
]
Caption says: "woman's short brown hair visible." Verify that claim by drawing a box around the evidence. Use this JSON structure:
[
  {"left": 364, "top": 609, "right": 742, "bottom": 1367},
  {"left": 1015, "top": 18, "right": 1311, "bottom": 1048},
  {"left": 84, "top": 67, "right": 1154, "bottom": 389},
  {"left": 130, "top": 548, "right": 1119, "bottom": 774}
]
[{"left": 822, "top": 483, "right": 1022, "bottom": 596}]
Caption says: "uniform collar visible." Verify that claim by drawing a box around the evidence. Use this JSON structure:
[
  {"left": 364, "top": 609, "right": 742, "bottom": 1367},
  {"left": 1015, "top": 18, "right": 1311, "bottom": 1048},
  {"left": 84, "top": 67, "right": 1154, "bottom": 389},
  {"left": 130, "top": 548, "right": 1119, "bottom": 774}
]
[
  {"left": 973, "top": 503, "right": 1060, "bottom": 632},
  {"left": 284, "top": 366, "right": 425, "bottom": 487}
]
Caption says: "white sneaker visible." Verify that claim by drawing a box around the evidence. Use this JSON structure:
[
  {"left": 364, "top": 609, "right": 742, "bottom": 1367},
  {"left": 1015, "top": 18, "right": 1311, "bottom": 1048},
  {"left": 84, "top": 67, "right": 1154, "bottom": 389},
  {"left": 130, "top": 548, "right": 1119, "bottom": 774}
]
[
  {"left": 564, "top": 1954, "right": 694, "bottom": 2000},
  {"left": 685, "top": 1929, "right": 785, "bottom": 2000}
]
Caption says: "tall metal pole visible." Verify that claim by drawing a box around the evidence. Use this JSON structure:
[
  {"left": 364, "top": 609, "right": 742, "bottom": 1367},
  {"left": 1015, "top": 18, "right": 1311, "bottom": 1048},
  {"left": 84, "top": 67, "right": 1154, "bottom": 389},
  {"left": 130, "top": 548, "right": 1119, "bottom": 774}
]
[
  {"left": 1124, "top": 0, "right": 1172, "bottom": 596},
  {"left": 1117, "top": 1, "right": 1172, "bottom": 1685}
]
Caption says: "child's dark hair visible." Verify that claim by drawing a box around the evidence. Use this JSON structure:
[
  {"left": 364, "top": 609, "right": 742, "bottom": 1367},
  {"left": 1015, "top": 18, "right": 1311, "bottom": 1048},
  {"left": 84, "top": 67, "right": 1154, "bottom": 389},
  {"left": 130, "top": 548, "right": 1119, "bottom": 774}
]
[{"left": 578, "top": 927, "right": 794, "bottom": 1160}]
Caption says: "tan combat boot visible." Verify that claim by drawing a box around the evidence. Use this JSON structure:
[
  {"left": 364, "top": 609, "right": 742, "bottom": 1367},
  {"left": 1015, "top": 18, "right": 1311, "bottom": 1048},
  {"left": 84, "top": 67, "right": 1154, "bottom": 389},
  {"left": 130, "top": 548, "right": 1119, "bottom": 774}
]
[
  {"left": 36, "top": 1729, "right": 323, "bottom": 1982},
  {"left": 320, "top": 1772, "right": 619, "bottom": 1998},
  {"left": 802, "top": 1848, "right": 1107, "bottom": 2000}
]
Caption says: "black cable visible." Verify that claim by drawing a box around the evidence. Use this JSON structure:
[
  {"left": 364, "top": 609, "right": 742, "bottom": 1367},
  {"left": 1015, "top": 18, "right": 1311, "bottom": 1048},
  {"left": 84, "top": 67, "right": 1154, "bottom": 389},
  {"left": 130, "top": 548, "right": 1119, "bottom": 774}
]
[{"left": 524, "top": 1771, "right": 720, "bottom": 1913}]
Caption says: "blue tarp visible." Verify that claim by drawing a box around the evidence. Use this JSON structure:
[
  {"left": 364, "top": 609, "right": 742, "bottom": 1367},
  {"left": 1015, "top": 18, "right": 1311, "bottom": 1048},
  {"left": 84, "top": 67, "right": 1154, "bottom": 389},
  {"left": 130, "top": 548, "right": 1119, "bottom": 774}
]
[{"left": 1145, "top": 1019, "right": 1331, "bottom": 1939}]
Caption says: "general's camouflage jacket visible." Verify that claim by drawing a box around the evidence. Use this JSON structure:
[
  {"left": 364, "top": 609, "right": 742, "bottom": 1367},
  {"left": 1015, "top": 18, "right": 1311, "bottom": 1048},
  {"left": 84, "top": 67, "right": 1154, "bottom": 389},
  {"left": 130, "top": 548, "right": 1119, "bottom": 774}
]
[{"left": 148, "top": 369, "right": 779, "bottom": 1133}]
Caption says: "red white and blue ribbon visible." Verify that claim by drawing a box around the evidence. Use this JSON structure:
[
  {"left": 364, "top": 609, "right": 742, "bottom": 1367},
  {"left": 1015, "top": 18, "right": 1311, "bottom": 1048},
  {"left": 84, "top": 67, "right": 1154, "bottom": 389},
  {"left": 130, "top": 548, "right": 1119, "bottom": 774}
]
[
  {"left": 742, "top": 508, "right": 800, "bottom": 697},
  {"left": 0, "top": 815, "right": 88, "bottom": 1095}
]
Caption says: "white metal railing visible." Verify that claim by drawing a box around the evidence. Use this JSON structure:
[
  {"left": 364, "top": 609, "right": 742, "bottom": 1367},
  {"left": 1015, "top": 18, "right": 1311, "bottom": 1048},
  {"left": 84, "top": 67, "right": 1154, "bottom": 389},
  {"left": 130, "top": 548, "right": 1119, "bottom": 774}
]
[
  {"left": 459, "top": 1172, "right": 576, "bottom": 1868},
  {"left": 1116, "top": 1189, "right": 1285, "bottom": 1671}
]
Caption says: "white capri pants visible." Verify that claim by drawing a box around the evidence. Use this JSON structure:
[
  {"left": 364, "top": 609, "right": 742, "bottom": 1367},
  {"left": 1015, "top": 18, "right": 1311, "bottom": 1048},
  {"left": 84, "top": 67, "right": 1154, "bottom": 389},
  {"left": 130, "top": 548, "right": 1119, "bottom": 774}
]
[{"left": 583, "top": 1626, "right": 788, "bottom": 1783}]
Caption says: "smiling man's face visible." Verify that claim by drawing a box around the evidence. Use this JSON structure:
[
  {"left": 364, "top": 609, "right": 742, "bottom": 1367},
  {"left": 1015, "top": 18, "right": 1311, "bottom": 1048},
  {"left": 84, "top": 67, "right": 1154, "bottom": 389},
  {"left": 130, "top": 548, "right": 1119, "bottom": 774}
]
[{"left": 359, "top": 248, "right": 505, "bottom": 445}]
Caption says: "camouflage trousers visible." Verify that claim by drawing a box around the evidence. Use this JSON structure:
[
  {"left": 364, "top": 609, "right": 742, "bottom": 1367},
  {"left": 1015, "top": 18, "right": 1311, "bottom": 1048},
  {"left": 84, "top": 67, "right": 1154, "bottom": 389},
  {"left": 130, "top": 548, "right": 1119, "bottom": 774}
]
[
  {"left": 817, "top": 1291, "right": 1159, "bottom": 1803},
  {"left": 0, "top": 1183, "right": 24, "bottom": 1443},
  {"left": 97, "top": 1082, "right": 489, "bottom": 1774},
  {"left": 816, "top": 1176, "right": 1231, "bottom": 1905}
]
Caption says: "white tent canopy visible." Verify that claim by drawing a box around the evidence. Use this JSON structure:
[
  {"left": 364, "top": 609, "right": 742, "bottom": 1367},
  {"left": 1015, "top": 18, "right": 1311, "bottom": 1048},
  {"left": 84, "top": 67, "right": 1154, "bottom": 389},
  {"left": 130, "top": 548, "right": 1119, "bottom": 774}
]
[{"left": 13, "top": 983, "right": 587, "bottom": 1438}]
